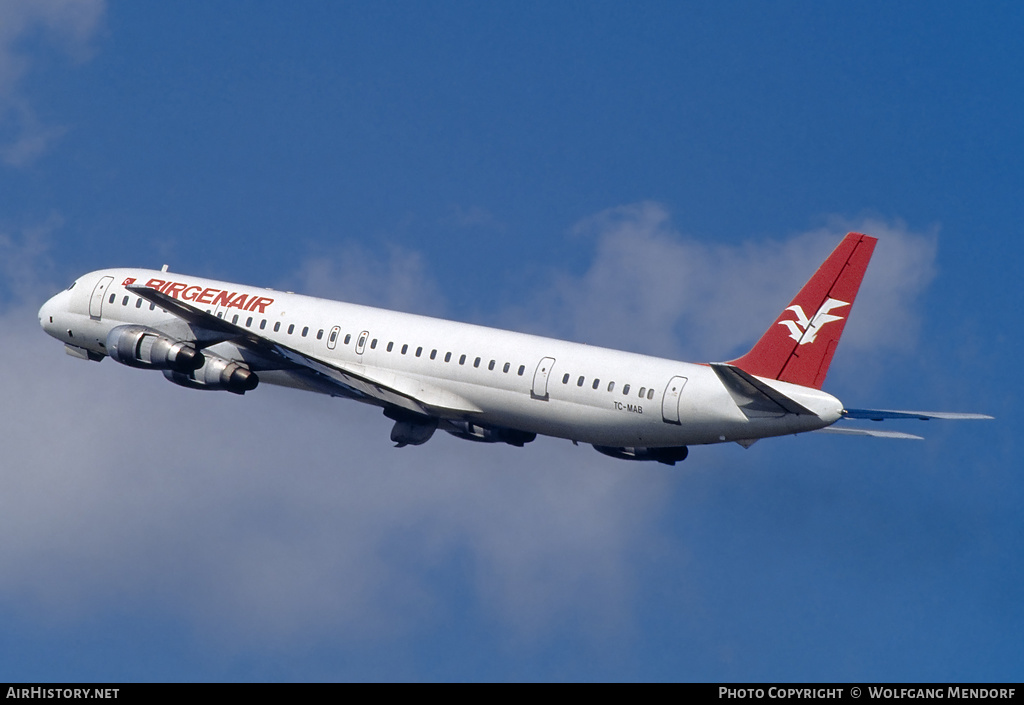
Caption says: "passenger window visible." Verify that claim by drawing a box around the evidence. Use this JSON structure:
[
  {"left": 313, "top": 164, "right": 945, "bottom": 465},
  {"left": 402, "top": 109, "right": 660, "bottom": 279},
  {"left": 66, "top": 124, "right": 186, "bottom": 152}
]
[
  {"left": 622, "top": 384, "right": 630, "bottom": 395},
  {"left": 274, "top": 322, "right": 281, "bottom": 332},
  {"left": 136, "top": 298, "right": 142, "bottom": 308},
  {"left": 503, "top": 362, "right": 510, "bottom": 373},
  {"left": 474, "top": 357, "right": 481, "bottom": 368},
  {"left": 444, "top": 352, "right": 452, "bottom": 362},
  {"left": 416, "top": 347, "right": 423, "bottom": 357},
  {"left": 459, "top": 354, "right": 466, "bottom": 365},
  {"left": 329, "top": 330, "right": 338, "bottom": 344},
  {"left": 302, "top": 326, "right": 309, "bottom": 337},
  {"left": 639, "top": 387, "right": 646, "bottom": 398},
  {"left": 150, "top": 303, "right": 156, "bottom": 311},
  {"left": 344, "top": 334, "right": 351, "bottom": 345},
  {"left": 247, "top": 317, "right": 253, "bottom": 327},
  {"left": 488, "top": 360, "right": 495, "bottom": 371},
  {"left": 402, "top": 344, "right": 408, "bottom": 355},
  {"left": 387, "top": 342, "right": 394, "bottom": 352},
  {"left": 232, "top": 315, "right": 239, "bottom": 324},
  {"left": 562, "top": 374, "right": 570, "bottom": 384},
  {"left": 370, "top": 339, "right": 377, "bottom": 349},
  {"left": 518, "top": 365, "right": 525, "bottom": 376},
  {"left": 287, "top": 324, "right": 294, "bottom": 335},
  {"left": 109, "top": 294, "right": 115, "bottom": 304},
  {"left": 593, "top": 379, "right": 600, "bottom": 390},
  {"left": 122, "top": 296, "right": 129, "bottom": 306},
  {"left": 648, "top": 388, "right": 655, "bottom": 400},
  {"left": 577, "top": 376, "right": 585, "bottom": 387},
  {"left": 607, "top": 381, "right": 615, "bottom": 392},
  {"left": 260, "top": 320, "right": 267, "bottom": 330},
  {"left": 316, "top": 329, "right": 323, "bottom": 340},
  {"left": 430, "top": 350, "right": 437, "bottom": 360}
]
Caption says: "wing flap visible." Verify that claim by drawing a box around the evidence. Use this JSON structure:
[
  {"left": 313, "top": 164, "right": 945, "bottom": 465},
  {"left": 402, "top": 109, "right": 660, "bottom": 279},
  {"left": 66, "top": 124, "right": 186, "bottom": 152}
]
[{"left": 273, "top": 346, "right": 482, "bottom": 415}]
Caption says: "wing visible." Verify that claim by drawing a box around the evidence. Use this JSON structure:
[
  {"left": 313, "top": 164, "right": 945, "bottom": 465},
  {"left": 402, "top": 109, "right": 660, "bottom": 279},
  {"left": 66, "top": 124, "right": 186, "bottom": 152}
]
[{"left": 127, "top": 285, "right": 482, "bottom": 418}]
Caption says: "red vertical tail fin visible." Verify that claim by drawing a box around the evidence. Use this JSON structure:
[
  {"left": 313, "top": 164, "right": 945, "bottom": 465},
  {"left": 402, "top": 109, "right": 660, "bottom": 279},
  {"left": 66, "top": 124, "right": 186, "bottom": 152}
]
[{"left": 728, "top": 232, "right": 877, "bottom": 389}]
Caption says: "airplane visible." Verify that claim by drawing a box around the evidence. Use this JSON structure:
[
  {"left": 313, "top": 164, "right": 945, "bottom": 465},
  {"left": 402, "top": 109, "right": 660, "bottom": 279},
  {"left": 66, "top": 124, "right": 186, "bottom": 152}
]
[{"left": 37, "top": 232, "right": 990, "bottom": 464}]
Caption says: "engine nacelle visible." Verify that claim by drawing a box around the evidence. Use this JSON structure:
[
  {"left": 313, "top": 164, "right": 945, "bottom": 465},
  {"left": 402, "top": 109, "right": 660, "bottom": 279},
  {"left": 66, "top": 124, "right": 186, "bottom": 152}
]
[
  {"left": 107, "top": 325, "right": 203, "bottom": 373},
  {"left": 444, "top": 421, "right": 536, "bottom": 447},
  {"left": 592, "top": 445, "right": 689, "bottom": 466},
  {"left": 384, "top": 408, "right": 438, "bottom": 447},
  {"left": 163, "top": 354, "right": 258, "bottom": 395}
]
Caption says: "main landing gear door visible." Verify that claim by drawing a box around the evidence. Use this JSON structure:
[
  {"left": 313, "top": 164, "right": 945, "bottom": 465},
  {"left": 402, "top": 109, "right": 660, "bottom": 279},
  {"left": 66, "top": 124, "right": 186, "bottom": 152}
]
[
  {"left": 532, "top": 357, "right": 556, "bottom": 401},
  {"left": 89, "top": 276, "right": 114, "bottom": 320},
  {"left": 662, "top": 376, "right": 688, "bottom": 425}
]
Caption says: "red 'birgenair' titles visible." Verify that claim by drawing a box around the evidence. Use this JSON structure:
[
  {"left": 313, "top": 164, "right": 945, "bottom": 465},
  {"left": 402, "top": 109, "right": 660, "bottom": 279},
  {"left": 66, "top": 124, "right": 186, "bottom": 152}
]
[{"left": 144, "top": 278, "right": 275, "bottom": 313}]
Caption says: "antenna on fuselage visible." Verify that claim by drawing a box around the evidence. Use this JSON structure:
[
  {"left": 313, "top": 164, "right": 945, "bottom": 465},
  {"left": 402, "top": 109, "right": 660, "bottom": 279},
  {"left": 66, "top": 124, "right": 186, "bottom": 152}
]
[{"left": 161, "top": 264, "right": 169, "bottom": 272}]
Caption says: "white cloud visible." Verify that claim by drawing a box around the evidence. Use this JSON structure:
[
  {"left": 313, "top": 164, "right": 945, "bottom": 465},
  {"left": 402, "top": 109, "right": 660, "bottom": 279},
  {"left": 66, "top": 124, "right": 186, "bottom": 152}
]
[
  {"left": 500, "top": 203, "right": 937, "bottom": 370},
  {"left": 0, "top": 214, "right": 62, "bottom": 304},
  {"left": 281, "top": 242, "right": 448, "bottom": 317},
  {"left": 0, "top": 0, "right": 105, "bottom": 165},
  {"left": 2, "top": 248, "right": 668, "bottom": 648}
]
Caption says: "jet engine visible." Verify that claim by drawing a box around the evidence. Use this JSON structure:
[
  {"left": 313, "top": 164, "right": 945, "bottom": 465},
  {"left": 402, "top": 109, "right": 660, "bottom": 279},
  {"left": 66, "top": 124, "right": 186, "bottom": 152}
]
[
  {"left": 383, "top": 408, "right": 439, "bottom": 447},
  {"left": 163, "top": 354, "right": 258, "bottom": 395},
  {"left": 443, "top": 421, "right": 537, "bottom": 447},
  {"left": 107, "top": 325, "right": 203, "bottom": 373},
  {"left": 592, "top": 445, "right": 689, "bottom": 466}
]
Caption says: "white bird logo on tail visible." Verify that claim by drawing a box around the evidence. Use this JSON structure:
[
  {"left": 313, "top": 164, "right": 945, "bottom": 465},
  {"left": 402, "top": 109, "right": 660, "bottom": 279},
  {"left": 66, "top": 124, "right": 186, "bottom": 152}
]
[{"left": 778, "top": 297, "right": 850, "bottom": 345}]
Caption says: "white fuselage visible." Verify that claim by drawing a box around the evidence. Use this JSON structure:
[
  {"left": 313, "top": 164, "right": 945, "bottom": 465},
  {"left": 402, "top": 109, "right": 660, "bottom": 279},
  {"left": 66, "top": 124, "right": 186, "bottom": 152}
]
[{"left": 39, "top": 268, "right": 843, "bottom": 449}]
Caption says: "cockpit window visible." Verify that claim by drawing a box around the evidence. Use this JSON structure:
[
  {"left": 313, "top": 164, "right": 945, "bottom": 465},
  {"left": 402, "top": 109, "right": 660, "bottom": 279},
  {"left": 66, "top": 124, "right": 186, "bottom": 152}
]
[{"left": 66, "top": 281, "right": 77, "bottom": 291}]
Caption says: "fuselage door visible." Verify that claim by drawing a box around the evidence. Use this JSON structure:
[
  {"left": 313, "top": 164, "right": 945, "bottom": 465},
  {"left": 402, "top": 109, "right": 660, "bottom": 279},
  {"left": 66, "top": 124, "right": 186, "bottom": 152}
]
[
  {"left": 212, "top": 299, "right": 229, "bottom": 320},
  {"left": 327, "top": 325, "right": 341, "bottom": 350},
  {"left": 355, "top": 330, "right": 369, "bottom": 361},
  {"left": 531, "top": 357, "right": 556, "bottom": 401},
  {"left": 89, "top": 276, "right": 114, "bottom": 320},
  {"left": 661, "top": 376, "right": 688, "bottom": 425}
]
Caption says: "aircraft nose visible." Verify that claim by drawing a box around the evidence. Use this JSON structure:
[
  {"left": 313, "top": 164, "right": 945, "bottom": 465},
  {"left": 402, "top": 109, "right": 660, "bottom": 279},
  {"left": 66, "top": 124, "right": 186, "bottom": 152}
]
[
  {"left": 38, "top": 293, "right": 62, "bottom": 336},
  {"left": 39, "top": 296, "right": 52, "bottom": 326}
]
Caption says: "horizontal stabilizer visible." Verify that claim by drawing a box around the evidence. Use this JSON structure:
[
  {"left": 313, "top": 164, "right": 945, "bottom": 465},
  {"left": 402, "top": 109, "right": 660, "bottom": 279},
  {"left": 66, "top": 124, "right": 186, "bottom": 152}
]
[
  {"left": 842, "top": 409, "right": 994, "bottom": 421},
  {"left": 816, "top": 427, "right": 924, "bottom": 440},
  {"left": 710, "top": 362, "right": 817, "bottom": 416}
]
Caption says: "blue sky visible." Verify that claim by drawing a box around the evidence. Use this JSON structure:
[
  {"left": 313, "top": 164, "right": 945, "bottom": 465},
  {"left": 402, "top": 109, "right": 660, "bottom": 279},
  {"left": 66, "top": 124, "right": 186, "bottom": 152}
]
[{"left": 1, "top": 1, "right": 1020, "bottom": 682}]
